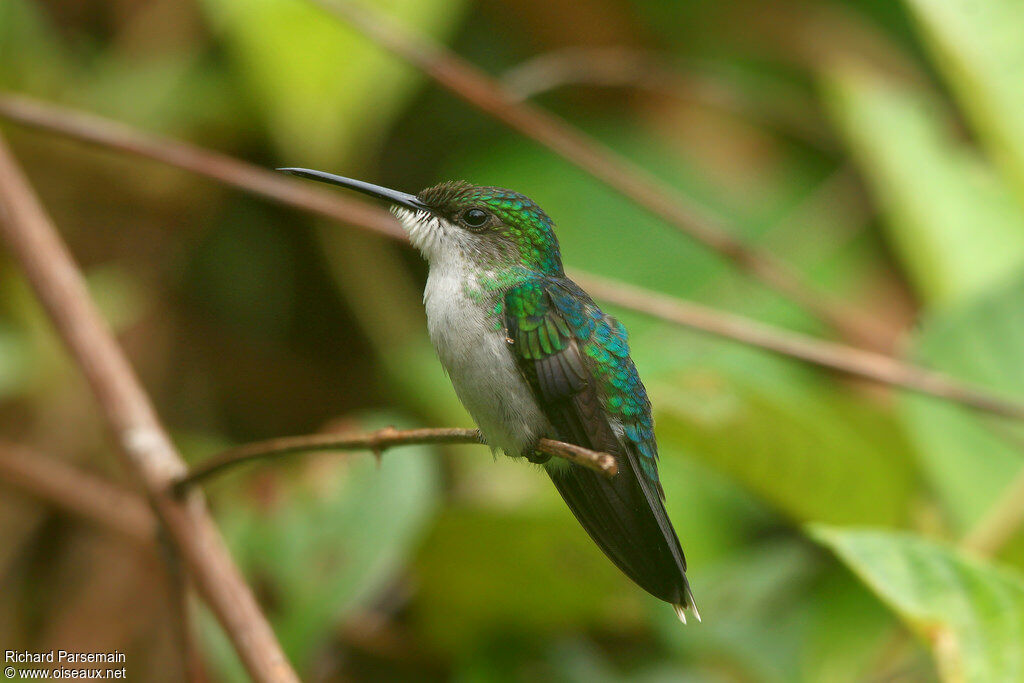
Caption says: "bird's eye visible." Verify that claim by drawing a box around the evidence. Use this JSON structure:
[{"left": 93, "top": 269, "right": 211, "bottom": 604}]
[{"left": 461, "top": 208, "right": 490, "bottom": 228}]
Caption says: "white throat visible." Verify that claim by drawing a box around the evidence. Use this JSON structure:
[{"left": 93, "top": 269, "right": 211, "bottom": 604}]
[{"left": 393, "top": 207, "right": 551, "bottom": 456}]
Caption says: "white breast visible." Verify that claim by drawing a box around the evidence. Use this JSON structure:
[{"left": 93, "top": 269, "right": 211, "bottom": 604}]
[{"left": 423, "top": 259, "right": 550, "bottom": 456}]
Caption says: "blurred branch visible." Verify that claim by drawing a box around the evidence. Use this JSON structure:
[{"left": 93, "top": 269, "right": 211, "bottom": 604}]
[
  {"left": 1, "top": 94, "right": 1022, "bottom": 421},
  {"left": 0, "top": 442, "right": 205, "bottom": 679},
  {"left": 573, "top": 273, "right": 1024, "bottom": 420},
  {"left": 502, "top": 47, "right": 702, "bottom": 100},
  {"left": 161, "top": 534, "right": 209, "bottom": 683},
  {"left": 0, "top": 94, "right": 406, "bottom": 241},
  {"left": 0, "top": 441, "right": 156, "bottom": 545},
  {"left": 307, "top": 0, "right": 880, "bottom": 345},
  {"left": 0, "top": 132, "right": 298, "bottom": 683},
  {"left": 174, "top": 427, "right": 618, "bottom": 493},
  {"left": 500, "top": 47, "right": 832, "bottom": 150}
]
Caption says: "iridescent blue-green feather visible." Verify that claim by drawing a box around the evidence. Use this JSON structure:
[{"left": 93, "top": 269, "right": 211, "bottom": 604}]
[
  {"left": 503, "top": 274, "right": 693, "bottom": 612},
  {"left": 547, "top": 280, "right": 661, "bottom": 490}
]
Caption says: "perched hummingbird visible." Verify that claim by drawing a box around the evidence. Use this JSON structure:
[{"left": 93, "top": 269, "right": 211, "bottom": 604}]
[{"left": 280, "top": 168, "right": 698, "bottom": 622}]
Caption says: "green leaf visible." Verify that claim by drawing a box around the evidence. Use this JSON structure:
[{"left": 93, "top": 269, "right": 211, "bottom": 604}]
[
  {"left": 200, "top": 0, "right": 468, "bottom": 164},
  {"left": 812, "top": 526, "right": 1024, "bottom": 683},
  {"left": 903, "top": 276, "right": 1024, "bottom": 532},
  {"left": 653, "top": 368, "right": 916, "bottom": 526},
  {"left": 903, "top": 0, "right": 1024, "bottom": 203},
  {"left": 824, "top": 64, "right": 1024, "bottom": 307},
  {"left": 801, "top": 566, "right": 901, "bottom": 683}
]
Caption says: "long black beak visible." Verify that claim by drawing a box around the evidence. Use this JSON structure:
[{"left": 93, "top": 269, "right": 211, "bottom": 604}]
[{"left": 278, "top": 167, "right": 428, "bottom": 212}]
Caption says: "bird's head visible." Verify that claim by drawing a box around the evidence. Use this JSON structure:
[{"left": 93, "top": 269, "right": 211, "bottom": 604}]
[{"left": 280, "top": 169, "right": 563, "bottom": 276}]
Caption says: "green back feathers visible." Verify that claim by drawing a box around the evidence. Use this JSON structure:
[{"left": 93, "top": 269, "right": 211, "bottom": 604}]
[{"left": 504, "top": 275, "right": 660, "bottom": 485}]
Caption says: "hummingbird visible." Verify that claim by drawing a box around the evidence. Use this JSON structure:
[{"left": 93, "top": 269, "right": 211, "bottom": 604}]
[{"left": 280, "top": 168, "right": 698, "bottom": 622}]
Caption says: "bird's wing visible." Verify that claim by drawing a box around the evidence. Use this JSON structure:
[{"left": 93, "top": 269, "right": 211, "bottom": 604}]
[{"left": 504, "top": 276, "right": 694, "bottom": 611}]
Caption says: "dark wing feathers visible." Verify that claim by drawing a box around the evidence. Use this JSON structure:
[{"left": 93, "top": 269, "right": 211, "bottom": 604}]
[{"left": 504, "top": 276, "right": 694, "bottom": 611}]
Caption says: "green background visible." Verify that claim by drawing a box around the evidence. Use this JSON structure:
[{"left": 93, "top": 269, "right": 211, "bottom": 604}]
[{"left": 2, "top": 0, "right": 1024, "bottom": 680}]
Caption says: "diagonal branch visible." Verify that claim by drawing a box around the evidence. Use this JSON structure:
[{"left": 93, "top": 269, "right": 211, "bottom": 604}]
[
  {"left": 307, "top": 0, "right": 880, "bottom": 345},
  {"left": 0, "top": 94, "right": 406, "bottom": 242},
  {"left": 174, "top": 427, "right": 618, "bottom": 493},
  {"left": 499, "top": 47, "right": 833, "bottom": 151},
  {"left": 0, "top": 94, "right": 1021, "bottom": 420},
  {"left": 572, "top": 273, "right": 1024, "bottom": 420},
  {"left": 0, "top": 132, "right": 298, "bottom": 683}
]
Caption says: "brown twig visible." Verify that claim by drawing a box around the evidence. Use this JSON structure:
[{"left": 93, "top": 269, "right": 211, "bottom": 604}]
[
  {"left": 0, "top": 441, "right": 157, "bottom": 545},
  {"left": 306, "top": 0, "right": 879, "bottom": 344},
  {"left": 0, "top": 93, "right": 1020, "bottom": 420},
  {"left": 174, "top": 427, "right": 618, "bottom": 493},
  {"left": 0, "top": 93, "right": 405, "bottom": 241},
  {"left": 0, "top": 132, "right": 298, "bottom": 683}
]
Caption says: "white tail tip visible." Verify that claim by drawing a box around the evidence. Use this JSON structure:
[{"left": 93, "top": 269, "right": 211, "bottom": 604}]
[
  {"left": 673, "top": 603, "right": 701, "bottom": 624},
  {"left": 673, "top": 604, "right": 686, "bottom": 624}
]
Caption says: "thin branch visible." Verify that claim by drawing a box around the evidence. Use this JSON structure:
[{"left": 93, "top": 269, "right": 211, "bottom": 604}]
[
  {"left": 174, "top": 427, "right": 618, "bottom": 493},
  {"left": 572, "top": 273, "right": 1024, "bottom": 421},
  {"left": 0, "top": 93, "right": 405, "bottom": 241},
  {"left": 0, "top": 132, "right": 298, "bottom": 683},
  {"left": 306, "top": 0, "right": 880, "bottom": 345},
  {"left": 0, "top": 441, "right": 156, "bottom": 545},
  {"left": 500, "top": 47, "right": 832, "bottom": 150},
  {"left": 1, "top": 94, "right": 1021, "bottom": 421},
  {"left": 501, "top": 47, "right": 694, "bottom": 100}
]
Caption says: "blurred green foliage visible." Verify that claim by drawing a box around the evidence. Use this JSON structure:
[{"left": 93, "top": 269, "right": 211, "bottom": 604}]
[
  {"left": 3, "top": 0, "right": 1024, "bottom": 681},
  {"left": 813, "top": 526, "right": 1024, "bottom": 681}
]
